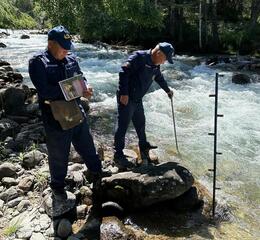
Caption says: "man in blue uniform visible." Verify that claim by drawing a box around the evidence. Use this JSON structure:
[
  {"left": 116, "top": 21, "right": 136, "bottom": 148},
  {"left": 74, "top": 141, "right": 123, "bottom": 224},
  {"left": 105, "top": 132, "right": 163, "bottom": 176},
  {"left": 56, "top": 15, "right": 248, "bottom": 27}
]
[
  {"left": 114, "top": 42, "right": 174, "bottom": 169},
  {"left": 29, "top": 26, "right": 102, "bottom": 197}
]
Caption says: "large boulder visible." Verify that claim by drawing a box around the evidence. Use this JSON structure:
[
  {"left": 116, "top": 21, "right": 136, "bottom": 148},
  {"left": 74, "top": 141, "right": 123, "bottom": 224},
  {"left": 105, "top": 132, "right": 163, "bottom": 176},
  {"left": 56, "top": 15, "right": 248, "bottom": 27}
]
[
  {"left": 232, "top": 73, "right": 251, "bottom": 84},
  {"left": 3, "top": 86, "right": 26, "bottom": 115},
  {"left": 15, "top": 123, "right": 45, "bottom": 150},
  {"left": 101, "top": 162, "right": 194, "bottom": 209}
]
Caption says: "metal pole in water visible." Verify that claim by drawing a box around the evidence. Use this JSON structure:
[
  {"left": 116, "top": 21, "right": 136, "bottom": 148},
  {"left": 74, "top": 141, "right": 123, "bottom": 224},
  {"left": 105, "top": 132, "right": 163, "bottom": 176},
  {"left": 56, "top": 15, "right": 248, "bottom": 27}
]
[
  {"left": 208, "top": 73, "right": 224, "bottom": 218},
  {"left": 170, "top": 97, "right": 180, "bottom": 154}
]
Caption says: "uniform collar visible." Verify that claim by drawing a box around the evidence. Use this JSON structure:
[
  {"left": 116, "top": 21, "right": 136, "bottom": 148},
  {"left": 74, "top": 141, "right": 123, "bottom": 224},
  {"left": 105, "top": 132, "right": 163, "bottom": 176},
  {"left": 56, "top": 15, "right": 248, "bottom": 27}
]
[{"left": 146, "top": 50, "right": 157, "bottom": 67}]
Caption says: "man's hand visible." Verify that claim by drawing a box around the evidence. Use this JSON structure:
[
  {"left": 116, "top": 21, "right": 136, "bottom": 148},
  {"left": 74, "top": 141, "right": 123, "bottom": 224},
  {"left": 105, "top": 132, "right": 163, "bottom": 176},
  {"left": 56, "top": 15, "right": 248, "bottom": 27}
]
[
  {"left": 120, "top": 95, "right": 129, "bottom": 105},
  {"left": 83, "top": 86, "right": 93, "bottom": 99},
  {"left": 167, "top": 90, "right": 174, "bottom": 99}
]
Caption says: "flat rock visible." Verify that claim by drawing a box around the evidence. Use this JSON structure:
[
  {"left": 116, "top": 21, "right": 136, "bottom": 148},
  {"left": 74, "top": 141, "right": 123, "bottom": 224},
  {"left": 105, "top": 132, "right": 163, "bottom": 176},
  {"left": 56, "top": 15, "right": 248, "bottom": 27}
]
[{"left": 101, "top": 162, "right": 194, "bottom": 209}]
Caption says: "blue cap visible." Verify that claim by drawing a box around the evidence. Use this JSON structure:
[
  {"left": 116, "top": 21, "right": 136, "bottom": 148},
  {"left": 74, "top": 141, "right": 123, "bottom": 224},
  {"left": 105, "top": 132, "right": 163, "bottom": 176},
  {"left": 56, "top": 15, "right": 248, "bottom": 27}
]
[
  {"left": 48, "top": 25, "right": 73, "bottom": 50},
  {"left": 159, "top": 42, "right": 174, "bottom": 64}
]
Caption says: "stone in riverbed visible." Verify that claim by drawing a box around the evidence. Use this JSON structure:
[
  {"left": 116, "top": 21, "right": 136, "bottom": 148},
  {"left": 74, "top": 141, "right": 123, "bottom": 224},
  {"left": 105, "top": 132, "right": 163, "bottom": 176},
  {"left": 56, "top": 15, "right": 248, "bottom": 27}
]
[
  {"left": 18, "top": 175, "right": 35, "bottom": 192},
  {"left": 1, "top": 177, "right": 18, "bottom": 187},
  {"left": 20, "top": 34, "right": 30, "bottom": 39},
  {"left": 100, "top": 216, "right": 137, "bottom": 240},
  {"left": 0, "top": 118, "right": 20, "bottom": 141},
  {"left": 0, "top": 60, "right": 10, "bottom": 67},
  {"left": 22, "top": 150, "right": 46, "bottom": 169},
  {"left": 0, "top": 42, "right": 6, "bottom": 48},
  {"left": 232, "top": 73, "right": 251, "bottom": 84},
  {"left": 101, "top": 162, "right": 194, "bottom": 209},
  {"left": 0, "top": 162, "right": 17, "bottom": 180}
]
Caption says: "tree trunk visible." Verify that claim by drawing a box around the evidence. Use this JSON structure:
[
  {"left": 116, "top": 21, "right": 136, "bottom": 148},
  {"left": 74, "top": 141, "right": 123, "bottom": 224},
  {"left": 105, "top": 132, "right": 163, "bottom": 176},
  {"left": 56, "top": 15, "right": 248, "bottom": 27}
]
[
  {"left": 209, "top": 0, "right": 219, "bottom": 51},
  {"left": 199, "top": 0, "right": 207, "bottom": 50},
  {"left": 250, "top": 0, "right": 260, "bottom": 31}
]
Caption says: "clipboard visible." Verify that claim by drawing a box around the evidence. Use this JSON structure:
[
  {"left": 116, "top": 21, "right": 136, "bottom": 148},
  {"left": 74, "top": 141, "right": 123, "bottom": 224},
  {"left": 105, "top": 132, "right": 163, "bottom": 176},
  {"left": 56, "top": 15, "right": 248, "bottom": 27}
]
[{"left": 59, "top": 74, "right": 87, "bottom": 101}]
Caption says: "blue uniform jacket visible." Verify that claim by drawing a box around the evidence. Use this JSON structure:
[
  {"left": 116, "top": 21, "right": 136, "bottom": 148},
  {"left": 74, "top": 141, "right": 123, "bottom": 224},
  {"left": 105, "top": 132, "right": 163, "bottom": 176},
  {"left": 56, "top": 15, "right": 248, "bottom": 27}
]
[
  {"left": 28, "top": 50, "right": 86, "bottom": 128},
  {"left": 119, "top": 50, "right": 171, "bottom": 101}
]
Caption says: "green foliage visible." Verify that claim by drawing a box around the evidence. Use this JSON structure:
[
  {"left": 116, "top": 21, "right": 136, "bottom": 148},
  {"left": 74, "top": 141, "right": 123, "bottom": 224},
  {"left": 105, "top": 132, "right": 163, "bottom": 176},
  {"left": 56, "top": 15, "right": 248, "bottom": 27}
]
[
  {"left": 3, "top": 220, "right": 21, "bottom": 237},
  {"left": 36, "top": 0, "right": 80, "bottom": 32},
  {"left": 0, "top": 0, "right": 37, "bottom": 29},
  {"left": 34, "top": 171, "right": 49, "bottom": 192}
]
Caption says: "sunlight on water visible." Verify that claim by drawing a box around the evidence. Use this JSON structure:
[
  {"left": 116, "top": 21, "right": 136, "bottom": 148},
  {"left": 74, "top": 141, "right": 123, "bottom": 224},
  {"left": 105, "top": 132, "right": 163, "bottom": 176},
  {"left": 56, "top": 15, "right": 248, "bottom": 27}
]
[{"left": 1, "top": 30, "right": 259, "bottom": 239}]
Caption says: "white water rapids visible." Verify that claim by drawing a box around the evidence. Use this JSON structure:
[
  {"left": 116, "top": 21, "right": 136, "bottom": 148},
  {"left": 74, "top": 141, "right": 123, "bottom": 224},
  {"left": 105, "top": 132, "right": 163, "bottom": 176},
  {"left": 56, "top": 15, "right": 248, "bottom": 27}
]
[{"left": 1, "top": 30, "right": 259, "bottom": 239}]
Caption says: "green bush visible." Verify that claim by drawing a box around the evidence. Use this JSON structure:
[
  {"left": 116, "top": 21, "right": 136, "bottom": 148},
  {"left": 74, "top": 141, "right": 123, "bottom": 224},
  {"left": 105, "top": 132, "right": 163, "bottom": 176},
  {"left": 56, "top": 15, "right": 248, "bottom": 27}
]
[{"left": 0, "top": 0, "right": 37, "bottom": 29}]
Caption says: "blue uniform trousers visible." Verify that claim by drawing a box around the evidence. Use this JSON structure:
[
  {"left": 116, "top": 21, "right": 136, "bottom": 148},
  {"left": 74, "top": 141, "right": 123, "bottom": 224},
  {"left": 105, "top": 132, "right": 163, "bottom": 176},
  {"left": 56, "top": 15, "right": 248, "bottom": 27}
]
[
  {"left": 44, "top": 118, "right": 101, "bottom": 190},
  {"left": 114, "top": 95, "right": 148, "bottom": 155}
]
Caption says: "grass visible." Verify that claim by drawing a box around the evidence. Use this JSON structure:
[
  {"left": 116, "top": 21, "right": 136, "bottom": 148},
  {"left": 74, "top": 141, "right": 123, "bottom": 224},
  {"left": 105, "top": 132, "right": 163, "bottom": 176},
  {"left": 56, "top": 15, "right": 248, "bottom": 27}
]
[
  {"left": 2, "top": 220, "right": 21, "bottom": 237},
  {"left": 34, "top": 171, "right": 49, "bottom": 191}
]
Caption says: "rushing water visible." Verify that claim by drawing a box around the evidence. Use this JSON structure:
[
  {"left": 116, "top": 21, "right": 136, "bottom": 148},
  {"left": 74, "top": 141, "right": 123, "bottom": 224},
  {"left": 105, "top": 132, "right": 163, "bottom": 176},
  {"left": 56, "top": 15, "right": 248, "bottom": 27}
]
[{"left": 1, "top": 30, "right": 259, "bottom": 239}]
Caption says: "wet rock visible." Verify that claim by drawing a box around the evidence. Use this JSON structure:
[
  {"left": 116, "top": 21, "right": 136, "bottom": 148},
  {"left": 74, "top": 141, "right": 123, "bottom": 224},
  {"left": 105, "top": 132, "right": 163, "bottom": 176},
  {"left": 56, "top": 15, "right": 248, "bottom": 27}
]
[
  {"left": 0, "top": 32, "right": 10, "bottom": 37},
  {"left": 232, "top": 73, "right": 251, "bottom": 84},
  {"left": 0, "top": 186, "right": 19, "bottom": 202},
  {"left": 1, "top": 177, "right": 18, "bottom": 187},
  {"left": 0, "top": 42, "right": 7, "bottom": 48},
  {"left": 30, "top": 232, "right": 46, "bottom": 240},
  {"left": 21, "top": 34, "right": 30, "bottom": 39},
  {"left": 0, "top": 60, "right": 10, "bottom": 67},
  {"left": 57, "top": 218, "right": 72, "bottom": 238},
  {"left": 43, "top": 191, "right": 76, "bottom": 217},
  {"left": 17, "top": 199, "right": 31, "bottom": 212},
  {"left": 206, "top": 56, "right": 231, "bottom": 66},
  {"left": 100, "top": 216, "right": 137, "bottom": 240},
  {"left": 101, "top": 162, "right": 194, "bottom": 209},
  {"left": 0, "top": 162, "right": 17, "bottom": 179},
  {"left": 1, "top": 65, "right": 13, "bottom": 72},
  {"left": 22, "top": 150, "right": 46, "bottom": 169},
  {"left": 0, "top": 118, "right": 20, "bottom": 141},
  {"left": 18, "top": 175, "right": 35, "bottom": 192},
  {"left": 6, "top": 71, "right": 23, "bottom": 81}
]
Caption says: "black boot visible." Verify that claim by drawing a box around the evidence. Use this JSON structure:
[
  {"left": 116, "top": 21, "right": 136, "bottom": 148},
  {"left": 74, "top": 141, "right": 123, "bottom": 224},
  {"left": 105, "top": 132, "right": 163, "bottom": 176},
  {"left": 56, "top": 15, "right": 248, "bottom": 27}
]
[
  {"left": 113, "top": 152, "right": 135, "bottom": 170},
  {"left": 140, "top": 149, "right": 152, "bottom": 166}
]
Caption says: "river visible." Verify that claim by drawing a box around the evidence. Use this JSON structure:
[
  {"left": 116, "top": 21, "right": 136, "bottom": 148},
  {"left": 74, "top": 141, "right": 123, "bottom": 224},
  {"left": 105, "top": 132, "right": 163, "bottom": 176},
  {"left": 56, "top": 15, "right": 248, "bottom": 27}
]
[{"left": 0, "top": 30, "right": 259, "bottom": 239}]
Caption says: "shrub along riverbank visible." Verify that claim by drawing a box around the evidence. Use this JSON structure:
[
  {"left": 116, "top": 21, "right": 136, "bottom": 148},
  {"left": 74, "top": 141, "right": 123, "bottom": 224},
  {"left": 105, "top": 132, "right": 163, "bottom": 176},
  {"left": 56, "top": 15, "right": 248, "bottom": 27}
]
[{"left": 1, "top": 1, "right": 260, "bottom": 55}]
